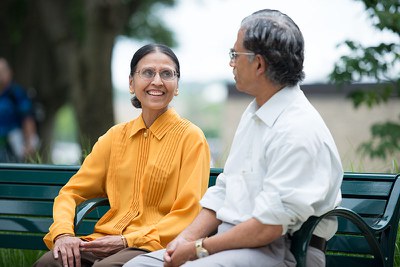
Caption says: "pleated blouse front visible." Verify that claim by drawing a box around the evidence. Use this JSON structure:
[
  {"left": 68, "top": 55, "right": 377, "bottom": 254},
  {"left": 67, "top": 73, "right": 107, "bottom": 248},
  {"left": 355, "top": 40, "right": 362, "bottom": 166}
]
[{"left": 44, "top": 108, "right": 211, "bottom": 251}]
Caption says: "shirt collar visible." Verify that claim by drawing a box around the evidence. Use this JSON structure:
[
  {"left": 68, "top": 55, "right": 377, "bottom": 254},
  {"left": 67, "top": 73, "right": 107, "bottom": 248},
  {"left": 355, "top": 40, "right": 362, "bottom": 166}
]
[
  {"left": 129, "top": 108, "right": 181, "bottom": 140},
  {"left": 252, "top": 84, "right": 302, "bottom": 127}
]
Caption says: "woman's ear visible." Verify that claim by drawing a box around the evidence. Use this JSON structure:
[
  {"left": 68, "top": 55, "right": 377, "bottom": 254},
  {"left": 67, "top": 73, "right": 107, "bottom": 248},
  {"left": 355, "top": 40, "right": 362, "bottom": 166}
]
[{"left": 129, "top": 75, "right": 134, "bottom": 93}]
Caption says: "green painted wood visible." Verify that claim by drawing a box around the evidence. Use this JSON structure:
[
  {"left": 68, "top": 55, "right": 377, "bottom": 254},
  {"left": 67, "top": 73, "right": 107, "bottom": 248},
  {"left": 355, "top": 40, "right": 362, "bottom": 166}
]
[
  {"left": 339, "top": 199, "right": 386, "bottom": 216},
  {"left": 0, "top": 200, "right": 54, "bottom": 216},
  {"left": 327, "top": 235, "right": 376, "bottom": 254},
  {"left": 341, "top": 180, "right": 392, "bottom": 197},
  {"left": 326, "top": 255, "right": 377, "bottom": 267},
  {"left": 0, "top": 184, "right": 62, "bottom": 200},
  {"left": 0, "top": 217, "right": 52, "bottom": 233},
  {"left": 0, "top": 234, "right": 48, "bottom": 250},
  {"left": 337, "top": 217, "right": 381, "bottom": 233}
]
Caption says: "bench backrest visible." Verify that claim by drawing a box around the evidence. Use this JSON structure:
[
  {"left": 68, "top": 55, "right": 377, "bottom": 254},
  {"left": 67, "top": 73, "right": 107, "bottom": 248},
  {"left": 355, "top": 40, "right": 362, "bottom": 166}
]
[
  {"left": 326, "top": 172, "right": 400, "bottom": 267},
  {"left": 1, "top": 162, "right": 399, "bottom": 265},
  {"left": 0, "top": 164, "right": 79, "bottom": 250}
]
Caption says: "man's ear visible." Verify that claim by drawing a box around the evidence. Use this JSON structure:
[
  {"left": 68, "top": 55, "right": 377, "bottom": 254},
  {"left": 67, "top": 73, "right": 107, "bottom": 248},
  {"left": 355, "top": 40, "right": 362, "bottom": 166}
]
[{"left": 255, "top": 54, "right": 267, "bottom": 76}]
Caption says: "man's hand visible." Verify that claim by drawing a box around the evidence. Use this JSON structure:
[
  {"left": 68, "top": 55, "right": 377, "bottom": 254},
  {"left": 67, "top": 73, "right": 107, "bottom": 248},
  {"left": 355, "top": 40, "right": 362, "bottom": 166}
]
[
  {"left": 80, "top": 235, "right": 126, "bottom": 258},
  {"left": 164, "top": 235, "right": 190, "bottom": 264},
  {"left": 53, "top": 235, "right": 82, "bottom": 267},
  {"left": 164, "top": 240, "right": 197, "bottom": 267}
]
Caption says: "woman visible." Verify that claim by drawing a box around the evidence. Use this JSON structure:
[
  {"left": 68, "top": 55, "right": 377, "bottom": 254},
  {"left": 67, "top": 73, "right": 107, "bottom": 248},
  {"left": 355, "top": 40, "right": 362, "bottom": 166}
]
[{"left": 34, "top": 44, "right": 210, "bottom": 267}]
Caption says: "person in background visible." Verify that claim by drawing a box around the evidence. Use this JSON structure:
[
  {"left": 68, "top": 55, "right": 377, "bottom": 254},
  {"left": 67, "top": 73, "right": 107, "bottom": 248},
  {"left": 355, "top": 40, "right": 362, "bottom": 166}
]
[
  {"left": 124, "top": 9, "right": 343, "bottom": 267},
  {"left": 33, "top": 44, "right": 210, "bottom": 267},
  {"left": 0, "top": 57, "right": 39, "bottom": 162}
]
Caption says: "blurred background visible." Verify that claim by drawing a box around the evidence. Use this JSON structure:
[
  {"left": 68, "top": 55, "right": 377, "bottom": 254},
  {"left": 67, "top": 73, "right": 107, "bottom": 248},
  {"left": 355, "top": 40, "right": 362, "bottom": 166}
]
[{"left": 0, "top": 0, "right": 399, "bottom": 172}]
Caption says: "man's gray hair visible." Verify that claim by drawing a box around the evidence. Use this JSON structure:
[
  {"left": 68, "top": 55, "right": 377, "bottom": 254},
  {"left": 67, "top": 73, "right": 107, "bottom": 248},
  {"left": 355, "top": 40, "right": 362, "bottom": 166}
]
[{"left": 241, "top": 9, "right": 305, "bottom": 86}]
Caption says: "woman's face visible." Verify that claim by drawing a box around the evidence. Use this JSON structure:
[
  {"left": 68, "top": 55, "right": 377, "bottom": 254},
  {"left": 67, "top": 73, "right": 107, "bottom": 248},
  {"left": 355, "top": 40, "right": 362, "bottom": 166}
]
[{"left": 129, "top": 51, "right": 178, "bottom": 114}]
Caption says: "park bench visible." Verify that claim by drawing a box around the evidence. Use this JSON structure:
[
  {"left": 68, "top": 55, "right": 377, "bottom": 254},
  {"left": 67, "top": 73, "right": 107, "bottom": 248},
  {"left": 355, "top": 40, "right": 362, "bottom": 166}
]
[{"left": 0, "top": 163, "right": 399, "bottom": 267}]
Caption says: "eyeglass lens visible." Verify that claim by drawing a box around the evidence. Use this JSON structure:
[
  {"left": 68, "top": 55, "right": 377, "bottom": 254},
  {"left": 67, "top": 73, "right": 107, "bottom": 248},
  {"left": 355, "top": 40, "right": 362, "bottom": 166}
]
[{"left": 138, "top": 68, "right": 177, "bottom": 81}]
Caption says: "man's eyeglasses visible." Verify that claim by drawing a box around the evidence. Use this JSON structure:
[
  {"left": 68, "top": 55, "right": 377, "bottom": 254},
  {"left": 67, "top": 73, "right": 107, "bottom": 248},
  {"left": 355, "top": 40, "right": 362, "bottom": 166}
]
[
  {"left": 229, "top": 49, "right": 255, "bottom": 61},
  {"left": 135, "top": 68, "right": 178, "bottom": 81}
]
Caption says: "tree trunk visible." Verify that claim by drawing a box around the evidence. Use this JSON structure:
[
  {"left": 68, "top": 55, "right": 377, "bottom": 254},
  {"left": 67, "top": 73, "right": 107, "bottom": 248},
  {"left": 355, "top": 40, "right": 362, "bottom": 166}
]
[{"left": 0, "top": 0, "right": 171, "bottom": 162}]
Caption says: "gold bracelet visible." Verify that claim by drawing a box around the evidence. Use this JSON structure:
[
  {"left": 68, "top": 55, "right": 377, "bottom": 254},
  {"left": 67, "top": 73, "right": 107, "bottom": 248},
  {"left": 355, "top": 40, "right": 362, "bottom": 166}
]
[{"left": 120, "top": 234, "right": 128, "bottom": 248}]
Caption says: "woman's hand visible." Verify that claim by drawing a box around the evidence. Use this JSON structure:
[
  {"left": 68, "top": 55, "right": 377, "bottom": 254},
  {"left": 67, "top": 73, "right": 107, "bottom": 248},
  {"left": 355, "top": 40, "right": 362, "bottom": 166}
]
[
  {"left": 80, "top": 235, "right": 126, "bottom": 257},
  {"left": 53, "top": 235, "right": 82, "bottom": 267}
]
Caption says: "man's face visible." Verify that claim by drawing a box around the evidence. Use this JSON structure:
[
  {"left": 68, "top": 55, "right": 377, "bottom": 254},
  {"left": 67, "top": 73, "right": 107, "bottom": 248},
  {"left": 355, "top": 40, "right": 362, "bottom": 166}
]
[
  {"left": 229, "top": 29, "right": 255, "bottom": 95},
  {"left": 0, "top": 59, "right": 12, "bottom": 90}
]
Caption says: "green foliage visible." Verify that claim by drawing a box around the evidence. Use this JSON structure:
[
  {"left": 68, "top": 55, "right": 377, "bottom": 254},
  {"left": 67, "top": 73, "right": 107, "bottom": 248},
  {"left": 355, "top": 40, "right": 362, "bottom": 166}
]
[
  {"left": 54, "top": 104, "right": 78, "bottom": 143},
  {"left": 329, "top": 0, "right": 400, "bottom": 160},
  {"left": 124, "top": 0, "right": 177, "bottom": 46},
  {"left": 358, "top": 121, "right": 400, "bottom": 159}
]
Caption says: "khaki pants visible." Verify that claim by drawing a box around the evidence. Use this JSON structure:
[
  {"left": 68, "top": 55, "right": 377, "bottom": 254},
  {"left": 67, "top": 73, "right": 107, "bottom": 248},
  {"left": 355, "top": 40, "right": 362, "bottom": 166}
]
[
  {"left": 124, "top": 223, "right": 325, "bottom": 267},
  {"left": 33, "top": 247, "right": 148, "bottom": 267}
]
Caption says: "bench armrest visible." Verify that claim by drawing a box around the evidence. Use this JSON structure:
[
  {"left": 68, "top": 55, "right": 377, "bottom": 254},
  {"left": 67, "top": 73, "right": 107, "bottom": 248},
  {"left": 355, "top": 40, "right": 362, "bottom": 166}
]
[
  {"left": 290, "top": 207, "right": 385, "bottom": 267},
  {"left": 74, "top": 198, "right": 109, "bottom": 232}
]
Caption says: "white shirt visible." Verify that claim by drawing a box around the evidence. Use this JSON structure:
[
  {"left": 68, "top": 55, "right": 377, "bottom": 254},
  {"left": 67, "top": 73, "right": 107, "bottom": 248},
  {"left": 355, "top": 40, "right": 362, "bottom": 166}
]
[{"left": 200, "top": 85, "right": 343, "bottom": 240}]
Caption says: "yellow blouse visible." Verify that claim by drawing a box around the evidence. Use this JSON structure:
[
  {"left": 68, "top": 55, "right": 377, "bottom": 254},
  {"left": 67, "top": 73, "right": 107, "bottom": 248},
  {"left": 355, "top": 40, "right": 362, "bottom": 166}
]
[{"left": 43, "top": 108, "right": 210, "bottom": 251}]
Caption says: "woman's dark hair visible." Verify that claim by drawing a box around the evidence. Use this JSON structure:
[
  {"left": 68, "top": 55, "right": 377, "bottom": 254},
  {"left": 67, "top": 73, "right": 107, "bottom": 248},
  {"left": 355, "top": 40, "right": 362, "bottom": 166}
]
[
  {"left": 129, "top": 44, "right": 180, "bottom": 108},
  {"left": 241, "top": 9, "right": 305, "bottom": 87}
]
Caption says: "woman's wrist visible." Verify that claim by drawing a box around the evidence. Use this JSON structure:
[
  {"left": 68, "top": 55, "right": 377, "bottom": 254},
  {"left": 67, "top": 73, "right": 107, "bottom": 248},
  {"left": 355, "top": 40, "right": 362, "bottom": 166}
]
[
  {"left": 53, "top": 233, "right": 74, "bottom": 243},
  {"left": 120, "top": 234, "right": 128, "bottom": 248}
]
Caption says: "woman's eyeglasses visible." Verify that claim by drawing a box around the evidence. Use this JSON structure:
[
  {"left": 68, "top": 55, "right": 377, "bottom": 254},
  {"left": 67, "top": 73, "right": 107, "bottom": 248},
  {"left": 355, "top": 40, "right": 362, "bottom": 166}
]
[{"left": 135, "top": 68, "right": 178, "bottom": 81}]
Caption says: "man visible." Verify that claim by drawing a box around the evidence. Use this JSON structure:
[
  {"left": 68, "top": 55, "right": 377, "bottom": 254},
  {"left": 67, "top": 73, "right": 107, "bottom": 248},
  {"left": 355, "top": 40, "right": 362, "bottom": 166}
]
[
  {"left": 0, "top": 57, "right": 39, "bottom": 162},
  {"left": 124, "top": 9, "right": 343, "bottom": 267}
]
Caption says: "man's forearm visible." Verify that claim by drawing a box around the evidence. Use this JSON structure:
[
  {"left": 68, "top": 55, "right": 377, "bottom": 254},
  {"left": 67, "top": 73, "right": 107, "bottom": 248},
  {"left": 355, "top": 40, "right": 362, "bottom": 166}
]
[
  {"left": 179, "top": 208, "right": 221, "bottom": 241},
  {"left": 203, "top": 218, "right": 283, "bottom": 255}
]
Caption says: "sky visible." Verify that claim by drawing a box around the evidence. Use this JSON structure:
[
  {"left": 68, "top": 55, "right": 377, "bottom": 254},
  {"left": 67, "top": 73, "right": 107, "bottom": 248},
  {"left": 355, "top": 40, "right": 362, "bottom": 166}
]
[{"left": 112, "top": 0, "right": 398, "bottom": 92}]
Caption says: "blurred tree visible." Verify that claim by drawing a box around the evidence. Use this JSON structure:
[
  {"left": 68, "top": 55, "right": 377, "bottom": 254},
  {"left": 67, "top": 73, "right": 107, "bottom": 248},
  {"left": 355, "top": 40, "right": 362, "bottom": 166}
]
[
  {"left": 0, "top": 0, "right": 176, "bottom": 162},
  {"left": 329, "top": 0, "right": 400, "bottom": 160}
]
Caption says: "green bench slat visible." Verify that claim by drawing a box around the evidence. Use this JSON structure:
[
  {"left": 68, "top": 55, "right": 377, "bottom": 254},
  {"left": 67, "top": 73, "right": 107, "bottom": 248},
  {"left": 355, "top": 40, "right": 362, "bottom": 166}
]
[
  {"left": 0, "top": 200, "right": 54, "bottom": 216},
  {"left": 0, "top": 164, "right": 78, "bottom": 184},
  {"left": 326, "top": 255, "right": 377, "bottom": 267},
  {"left": 0, "top": 216, "right": 106, "bottom": 240},
  {"left": 339, "top": 198, "right": 386, "bottom": 216},
  {"left": 0, "top": 217, "right": 52, "bottom": 233},
  {"left": 341, "top": 181, "right": 393, "bottom": 197},
  {"left": 0, "top": 170, "right": 72, "bottom": 184},
  {"left": 0, "top": 234, "right": 48, "bottom": 250},
  {"left": 76, "top": 220, "right": 97, "bottom": 236},
  {"left": 208, "top": 168, "right": 222, "bottom": 187},
  {"left": 343, "top": 172, "right": 397, "bottom": 181},
  {"left": 0, "top": 184, "right": 62, "bottom": 200},
  {"left": 337, "top": 217, "right": 381, "bottom": 233},
  {"left": 327, "top": 235, "right": 375, "bottom": 254}
]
